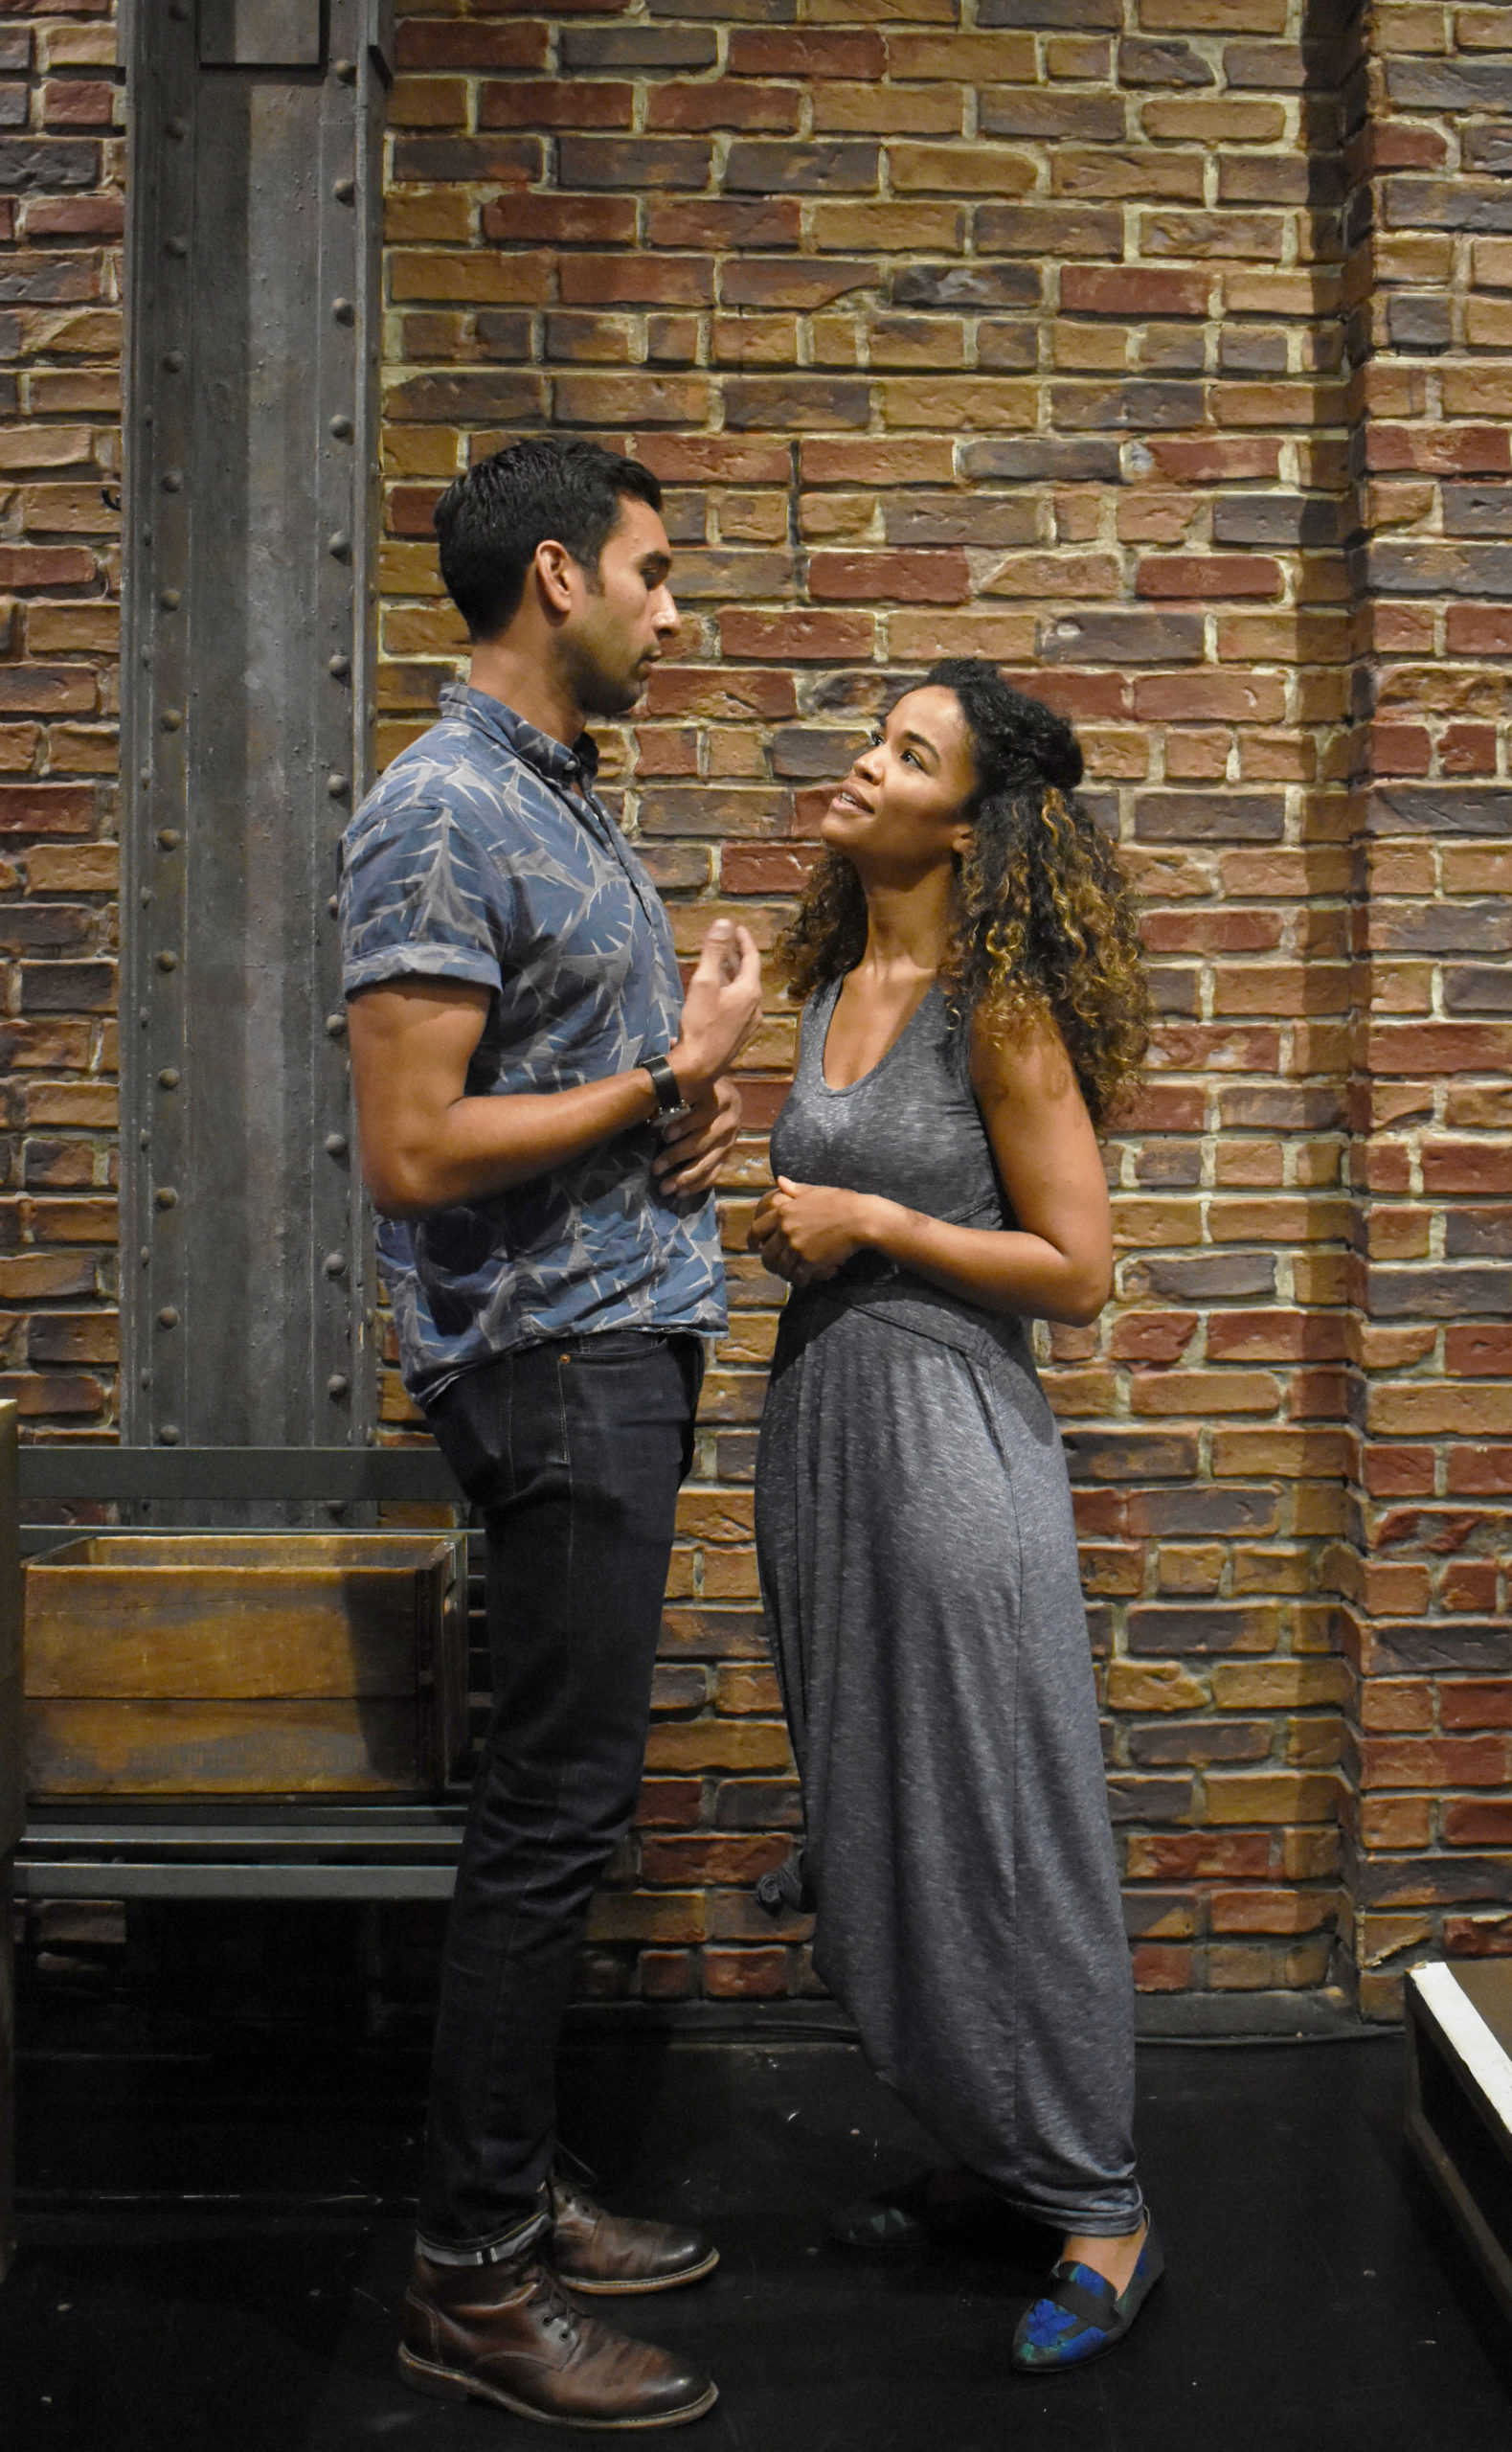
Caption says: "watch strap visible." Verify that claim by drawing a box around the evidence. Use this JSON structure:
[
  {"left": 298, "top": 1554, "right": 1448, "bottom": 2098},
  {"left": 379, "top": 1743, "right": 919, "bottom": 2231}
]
[{"left": 642, "top": 1052, "right": 689, "bottom": 1118}]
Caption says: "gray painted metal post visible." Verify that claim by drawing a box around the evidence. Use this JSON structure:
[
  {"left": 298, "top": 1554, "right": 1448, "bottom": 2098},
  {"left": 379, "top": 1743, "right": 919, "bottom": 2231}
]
[
  {"left": 120, "top": 1, "right": 391, "bottom": 1454},
  {"left": 0, "top": 1400, "right": 22, "bottom": 2282}
]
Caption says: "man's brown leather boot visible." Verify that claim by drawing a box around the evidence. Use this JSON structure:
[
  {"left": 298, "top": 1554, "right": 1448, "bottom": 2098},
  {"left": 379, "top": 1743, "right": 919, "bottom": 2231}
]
[
  {"left": 549, "top": 2166, "right": 720, "bottom": 2295},
  {"left": 399, "top": 2247, "right": 717, "bottom": 2429}
]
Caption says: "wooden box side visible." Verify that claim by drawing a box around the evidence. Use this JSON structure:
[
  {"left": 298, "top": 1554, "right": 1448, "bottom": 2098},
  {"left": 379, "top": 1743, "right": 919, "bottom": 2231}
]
[
  {"left": 23, "top": 1698, "right": 425, "bottom": 1795},
  {"left": 22, "top": 1530, "right": 466, "bottom": 1799},
  {"left": 413, "top": 1533, "right": 470, "bottom": 1789}
]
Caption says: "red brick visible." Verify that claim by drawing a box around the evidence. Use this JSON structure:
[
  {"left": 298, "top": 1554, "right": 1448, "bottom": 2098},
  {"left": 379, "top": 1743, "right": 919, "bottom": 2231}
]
[
  {"left": 480, "top": 81, "right": 633, "bottom": 132},
  {"left": 728, "top": 31, "right": 884, "bottom": 79},
  {"left": 807, "top": 550, "right": 969, "bottom": 604},
  {"left": 703, "top": 1948, "right": 792, "bottom": 1998},
  {"left": 1061, "top": 266, "right": 1212, "bottom": 318},
  {"left": 1137, "top": 556, "right": 1285, "bottom": 602},
  {"left": 719, "top": 609, "right": 874, "bottom": 662}
]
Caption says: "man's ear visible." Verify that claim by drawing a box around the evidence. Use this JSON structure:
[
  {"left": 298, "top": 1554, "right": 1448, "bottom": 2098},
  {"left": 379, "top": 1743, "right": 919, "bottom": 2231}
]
[{"left": 533, "top": 537, "right": 577, "bottom": 618}]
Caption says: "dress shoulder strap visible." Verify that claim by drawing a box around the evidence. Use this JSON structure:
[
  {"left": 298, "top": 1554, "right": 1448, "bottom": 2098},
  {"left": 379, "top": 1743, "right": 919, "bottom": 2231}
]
[{"left": 795, "top": 976, "right": 840, "bottom": 1078}]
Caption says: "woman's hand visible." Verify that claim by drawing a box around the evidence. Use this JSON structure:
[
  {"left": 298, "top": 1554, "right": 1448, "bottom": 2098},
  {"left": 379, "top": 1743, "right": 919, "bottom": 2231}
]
[{"left": 750, "top": 1177, "right": 884, "bottom": 1286}]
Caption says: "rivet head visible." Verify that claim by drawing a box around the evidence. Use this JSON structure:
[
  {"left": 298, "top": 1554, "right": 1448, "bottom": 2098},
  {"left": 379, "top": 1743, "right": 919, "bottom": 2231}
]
[
  {"left": 328, "top": 414, "right": 353, "bottom": 440},
  {"left": 155, "top": 1186, "right": 178, "bottom": 1209},
  {"left": 327, "top": 1374, "right": 350, "bottom": 1398},
  {"left": 161, "top": 469, "right": 183, "bottom": 492},
  {"left": 326, "top": 1011, "right": 348, "bottom": 1037},
  {"left": 156, "top": 828, "right": 181, "bottom": 850},
  {"left": 157, "top": 1306, "right": 179, "bottom": 1328},
  {"left": 158, "top": 1067, "right": 180, "bottom": 1088},
  {"left": 163, "top": 351, "right": 185, "bottom": 375},
  {"left": 334, "top": 57, "right": 356, "bottom": 83},
  {"left": 323, "top": 1251, "right": 348, "bottom": 1278},
  {"left": 333, "top": 176, "right": 355, "bottom": 204},
  {"left": 328, "top": 653, "right": 351, "bottom": 679},
  {"left": 140, "top": 1244, "right": 151, "bottom": 1264},
  {"left": 327, "top": 895, "right": 340, "bottom": 918},
  {"left": 331, "top": 298, "right": 354, "bottom": 326},
  {"left": 158, "top": 1422, "right": 181, "bottom": 1444},
  {"left": 156, "top": 948, "right": 178, "bottom": 971},
  {"left": 327, "top": 772, "right": 350, "bottom": 798},
  {"left": 160, "top": 709, "right": 183, "bottom": 731},
  {"left": 325, "top": 1131, "right": 348, "bottom": 1157},
  {"left": 139, "top": 1128, "right": 149, "bottom": 1149},
  {"left": 160, "top": 587, "right": 180, "bottom": 611},
  {"left": 166, "top": 116, "right": 188, "bottom": 141},
  {"left": 166, "top": 236, "right": 189, "bottom": 260},
  {"left": 327, "top": 531, "right": 351, "bottom": 558}
]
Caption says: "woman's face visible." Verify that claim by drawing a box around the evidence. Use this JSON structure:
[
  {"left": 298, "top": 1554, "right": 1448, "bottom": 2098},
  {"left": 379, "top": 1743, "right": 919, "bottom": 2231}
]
[{"left": 821, "top": 686, "right": 978, "bottom": 880}]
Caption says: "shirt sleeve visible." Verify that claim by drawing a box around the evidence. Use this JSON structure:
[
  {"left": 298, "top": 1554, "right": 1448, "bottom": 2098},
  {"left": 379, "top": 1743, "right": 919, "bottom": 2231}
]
[{"left": 339, "top": 796, "right": 513, "bottom": 999}]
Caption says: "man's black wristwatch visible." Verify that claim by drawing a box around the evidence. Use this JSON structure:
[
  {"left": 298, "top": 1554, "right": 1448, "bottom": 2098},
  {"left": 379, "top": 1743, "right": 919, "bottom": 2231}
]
[{"left": 642, "top": 1052, "right": 691, "bottom": 1125}]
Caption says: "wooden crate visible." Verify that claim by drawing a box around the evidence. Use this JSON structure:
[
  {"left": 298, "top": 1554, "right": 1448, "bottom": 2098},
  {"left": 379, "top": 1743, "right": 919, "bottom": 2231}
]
[{"left": 23, "top": 1532, "right": 468, "bottom": 1798}]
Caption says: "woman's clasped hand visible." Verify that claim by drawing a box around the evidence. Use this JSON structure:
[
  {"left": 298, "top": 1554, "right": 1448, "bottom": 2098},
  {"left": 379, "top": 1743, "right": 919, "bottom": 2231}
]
[{"left": 750, "top": 1175, "right": 878, "bottom": 1286}]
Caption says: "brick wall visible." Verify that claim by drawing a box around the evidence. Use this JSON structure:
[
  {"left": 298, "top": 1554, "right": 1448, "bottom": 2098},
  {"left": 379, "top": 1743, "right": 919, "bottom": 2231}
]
[
  {"left": 378, "top": 0, "right": 1375, "bottom": 2007},
  {"left": 3, "top": 0, "right": 1510, "bottom": 2021},
  {"left": 0, "top": 5, "right": 122, "bottom": 1436}
]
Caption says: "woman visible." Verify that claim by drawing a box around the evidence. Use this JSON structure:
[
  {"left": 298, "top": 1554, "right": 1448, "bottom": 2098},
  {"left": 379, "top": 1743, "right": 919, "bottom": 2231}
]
[{"left": 751, "top": 659, "right": 1159, "bottom": 2373}]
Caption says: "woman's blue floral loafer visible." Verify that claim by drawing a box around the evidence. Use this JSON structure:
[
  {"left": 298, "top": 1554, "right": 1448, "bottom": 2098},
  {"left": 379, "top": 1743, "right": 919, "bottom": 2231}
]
[{"left": 1011, "top": 2219, "right": 1164, "bottom": 2373}]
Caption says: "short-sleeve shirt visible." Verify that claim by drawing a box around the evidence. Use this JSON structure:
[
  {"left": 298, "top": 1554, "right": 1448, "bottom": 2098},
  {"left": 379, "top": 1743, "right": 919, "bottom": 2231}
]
[{"left": 339, "top": 683, "right": 726, "bottom": 1405}]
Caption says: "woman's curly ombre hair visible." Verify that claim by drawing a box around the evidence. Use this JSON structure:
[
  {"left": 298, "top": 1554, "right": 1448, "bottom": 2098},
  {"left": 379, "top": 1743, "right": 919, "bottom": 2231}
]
[{"left": 778, "top": 657, "right": 1152, "bottom": 1130}]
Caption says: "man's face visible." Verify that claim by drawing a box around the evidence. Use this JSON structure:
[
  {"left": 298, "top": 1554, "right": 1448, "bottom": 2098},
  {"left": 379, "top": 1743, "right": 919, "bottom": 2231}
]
[{"left": 559, "top": 494, "right": 680, "bottom": 718}]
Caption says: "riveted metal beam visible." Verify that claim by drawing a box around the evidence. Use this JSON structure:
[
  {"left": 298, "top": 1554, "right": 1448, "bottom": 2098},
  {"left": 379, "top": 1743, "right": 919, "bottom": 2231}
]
[{"left": 120, "top": 2, "right": 389, "bottom": 1467}]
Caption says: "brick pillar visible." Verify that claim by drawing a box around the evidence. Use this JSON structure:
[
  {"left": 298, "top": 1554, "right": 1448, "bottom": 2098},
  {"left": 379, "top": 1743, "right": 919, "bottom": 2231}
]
[
  {"left": 0, "top": 8, "right": 123, "bottom": 1435},
  {"left": 1341, "top": 2, "right": 1512, "bottom": 2016}
]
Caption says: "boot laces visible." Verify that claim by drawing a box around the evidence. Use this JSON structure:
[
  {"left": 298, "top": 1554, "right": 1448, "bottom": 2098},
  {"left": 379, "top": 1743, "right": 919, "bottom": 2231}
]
[{"left": 523, "top": 2261, "right": 579, "bottom": 2346}]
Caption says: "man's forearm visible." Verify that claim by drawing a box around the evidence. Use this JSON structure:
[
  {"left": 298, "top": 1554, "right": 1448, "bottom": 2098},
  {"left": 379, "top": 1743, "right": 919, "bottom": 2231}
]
[{"left": 366, "top": 1066, "right": 664, "bottom": 1218}]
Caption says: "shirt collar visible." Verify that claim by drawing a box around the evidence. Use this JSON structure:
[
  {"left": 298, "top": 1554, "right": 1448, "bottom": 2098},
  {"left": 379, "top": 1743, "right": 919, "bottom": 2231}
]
[{"left": 440, "top": 681, "right": 600, "bottom": 792}]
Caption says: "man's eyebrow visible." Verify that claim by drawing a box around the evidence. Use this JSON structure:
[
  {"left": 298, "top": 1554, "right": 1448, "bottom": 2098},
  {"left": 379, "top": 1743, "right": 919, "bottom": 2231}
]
[{"left": 639, "top": 549, "right": 672, "bottom": 578}]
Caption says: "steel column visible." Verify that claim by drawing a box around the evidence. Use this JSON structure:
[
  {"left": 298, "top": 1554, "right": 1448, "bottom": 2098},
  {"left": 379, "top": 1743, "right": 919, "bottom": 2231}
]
[{"left": 120, "top": 0, "right": 391, "bottom": 1452}]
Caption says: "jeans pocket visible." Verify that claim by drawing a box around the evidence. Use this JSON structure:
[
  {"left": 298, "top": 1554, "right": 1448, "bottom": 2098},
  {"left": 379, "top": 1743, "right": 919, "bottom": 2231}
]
[{"left": 425, "top": 1357, "right": 516, "bottom": 1510}]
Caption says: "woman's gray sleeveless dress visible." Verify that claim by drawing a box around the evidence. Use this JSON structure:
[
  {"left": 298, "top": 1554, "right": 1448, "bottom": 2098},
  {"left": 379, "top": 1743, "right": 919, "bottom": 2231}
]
[{"left": 755, "top": 978, "right": 1141, "bottom": 2235}]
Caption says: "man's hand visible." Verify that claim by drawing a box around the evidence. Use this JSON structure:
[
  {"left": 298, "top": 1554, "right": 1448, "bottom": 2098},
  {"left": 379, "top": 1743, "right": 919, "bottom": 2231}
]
[
  {"left": 750, "top": 1178, "right": 881, "bottom": 1286},
  {"left": 668, "top": 918, "right": 763, "bottom": 1098},
  {"left": 653, "top": 1075, "right": 743, "bottom": 1200}
]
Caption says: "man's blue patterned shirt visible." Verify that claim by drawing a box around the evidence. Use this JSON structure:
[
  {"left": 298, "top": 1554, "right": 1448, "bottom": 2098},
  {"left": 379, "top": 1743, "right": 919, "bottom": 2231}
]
[{"left": 339, "top": 683, "right": 726, "bottom": 1404}]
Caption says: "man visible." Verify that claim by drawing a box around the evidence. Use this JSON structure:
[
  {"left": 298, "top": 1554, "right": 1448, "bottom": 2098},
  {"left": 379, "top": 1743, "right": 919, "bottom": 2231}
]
[{"left": 340, "top": 439, "right": 762, "bottom": 2430}]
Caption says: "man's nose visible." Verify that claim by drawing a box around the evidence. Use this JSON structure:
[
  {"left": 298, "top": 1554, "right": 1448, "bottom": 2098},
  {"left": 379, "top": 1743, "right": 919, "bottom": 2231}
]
[{"left": 654, "top": 589, "right": 680, "bottom": 637}]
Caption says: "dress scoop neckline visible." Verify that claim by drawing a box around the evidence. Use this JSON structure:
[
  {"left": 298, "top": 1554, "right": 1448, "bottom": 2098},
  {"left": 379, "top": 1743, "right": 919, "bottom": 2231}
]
[{"left": 818, "top": 973, "right": 942, "bottom": 1098}]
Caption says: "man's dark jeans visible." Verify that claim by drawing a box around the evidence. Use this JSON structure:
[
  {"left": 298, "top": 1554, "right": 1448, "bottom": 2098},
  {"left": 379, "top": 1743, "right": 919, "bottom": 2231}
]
[{"left": 416, "top": 1328, "right": 702, "bottom": 2261}]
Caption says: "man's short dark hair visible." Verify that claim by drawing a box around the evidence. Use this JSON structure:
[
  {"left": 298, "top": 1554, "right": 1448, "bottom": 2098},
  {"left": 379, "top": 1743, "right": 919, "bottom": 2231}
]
[{"left": 433, "top": 439, "right": 664, "bottom": 642}]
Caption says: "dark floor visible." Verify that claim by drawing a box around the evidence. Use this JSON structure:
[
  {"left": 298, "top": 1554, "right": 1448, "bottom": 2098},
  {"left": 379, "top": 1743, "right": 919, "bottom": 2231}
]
[{"left": 5, "top": 1991, "right": 1512, "bottom": 2451}]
